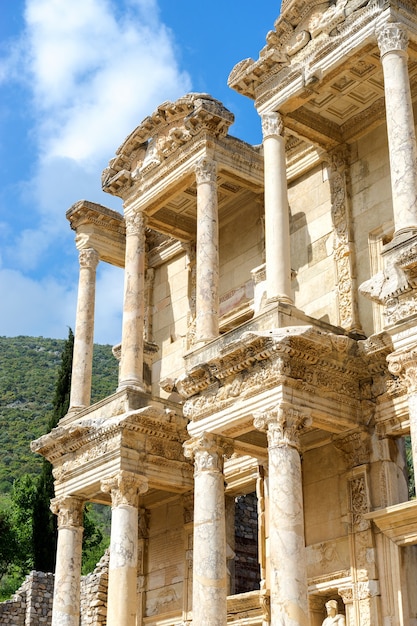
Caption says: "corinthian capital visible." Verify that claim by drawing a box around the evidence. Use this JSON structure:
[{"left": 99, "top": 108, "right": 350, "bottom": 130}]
[
  {"left": 254, "top": 402, "right": 311, "bottom": 450},
  {"left": 377, "top": 22, "right": 408, "bottom": 57},
  {"left": 50, "top": 495, "right": 84, "bottom": 529},
  {"left": 78, "top": 248, "right": 99, "bottom": 270},
  {"left": 125, "top": 211, "right": 147, "bottom": 236},
  {"left": 387, "top": 344, "right": 417, "bottom": 393},
  {"left": 101, "top": 470, "right": 148, "bottom": 508},
  {"left": 261, "top": 112, "right": 284, "bottom": 139},
  {"left": 183, "top": 432, "right": 233, "bottom": 473},
  {"left": 195, "top": 157, "right": 217, "bottom": 184}
]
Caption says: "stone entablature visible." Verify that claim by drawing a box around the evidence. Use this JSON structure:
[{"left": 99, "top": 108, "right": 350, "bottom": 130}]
[{"left": 31, "top": 389, "right": 193, "bottom": 502}]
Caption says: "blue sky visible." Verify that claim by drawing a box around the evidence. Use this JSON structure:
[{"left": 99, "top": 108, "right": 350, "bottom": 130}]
[{"left": 0, "top": 0, "right": 282, "bottom": 345}]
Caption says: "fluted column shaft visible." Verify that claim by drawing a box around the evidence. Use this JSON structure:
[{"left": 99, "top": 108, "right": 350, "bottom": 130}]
[
  {"left": 377, "top": 23, "right": 417, "bottom": 234},
  {"left": 101, "top": 471, "right": 148, "bottom": 626},
  {"left": 50, "top": 496, "right": 84, "bottom": 626},
  {"left": 254, "top": 404, "right": 310, "bottom": 626},
  {"left": 195, "top": 158, "right": 219, "bottom": 343},
  {"left": 184, "top": 433, "right": 232, "bottom": 626},
  {"left": 119, "top": 212, "right": 147, "bottom": 390},
  {"left": 262, "top": 112, "right": 293, "bottom": 304},
  {"left": 69, "top": 248, "right": 99, "bottom": 411}
]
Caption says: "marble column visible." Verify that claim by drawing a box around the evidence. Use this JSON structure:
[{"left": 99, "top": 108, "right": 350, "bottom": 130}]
[
  {"left": 50, "top": 495, "right": 84, "bottom": 626},
  {"left": 387, "top": 344, "right": 417, "bottom": 479},
  {"left": 254, "top": 403, "right": 311, "bottom": 626},
  {"left": 377, "top": 23, "right": 417, "bottom": 235},
  {"left": 183, "top": 433, "right": 233, "bottom": 626},
  {"left": 261, "top": 112, "right": 293, "bottom": 304},
  {"left": 69, "top": 247, "right": 99, "bottom": 412},
  {"left": 101, "top": 471, "right": 148, "bottom": 626},
  {"left": 195, "top": 157, "right": 219, "bottom": 343},
  {"left": 119, "top": 211, "right": 147, "bottom": 391}
]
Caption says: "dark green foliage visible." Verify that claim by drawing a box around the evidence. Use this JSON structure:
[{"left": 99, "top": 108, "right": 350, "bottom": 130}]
[
  {"left": 0, "top": 335, "right": 118, "bottom": 492},
  {"left": 405, "top": 435, "right": 416, "bottom": 499},
  {"left": 32, "top": 328, "right": 74, "bottom": 572},
  {"left": 0, "top": 333, "right": 117, "bottom": 596}
]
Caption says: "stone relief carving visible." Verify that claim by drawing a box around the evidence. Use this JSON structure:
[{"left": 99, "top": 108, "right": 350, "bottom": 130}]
[
  {"left": 348, "top": 474, "right": 370, "bottom": 531},
  {"left": 183, "top": 432, "right": 234, "bottom": 472},
  {"left": 195, "top": 157, "right": 217, "bottom": 184},
  {"left": 78, "top": 248, "right": 99, "bottom": 270},
  {"left": 327, "top": 147, "right": 362, "bottom": 335},
  {"left": 253, "top": 402, "right": 312, "bottom": 450},
  {"left": 261, "top": 112, "right": 285, "bottom": 139},
  {"left": 376, "top": 22, "right": 408, "bottom": 57},
  {"left": 50, "top": 495, "right": 84, "bottom": 528},
  {"left": 125, "top": 211, "right": 147, "bottom": 238},
  {"left": 101, "top": 470, "right": 148, "bottom": 508}
]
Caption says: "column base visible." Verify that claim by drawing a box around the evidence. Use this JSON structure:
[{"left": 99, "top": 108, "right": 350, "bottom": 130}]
[{"left": 117, "top": 380, "right": 147, "bottom": 393}]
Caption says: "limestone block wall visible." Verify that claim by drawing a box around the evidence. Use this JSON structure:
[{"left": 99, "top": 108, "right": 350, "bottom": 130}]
[
  {"left": 0, "top": 571, "right": 54, "bottom": 626},
  {"left": 152, "top": 251, "right": 190, "bottom": 392},
  {"left": 145, "top": 498, "right": 185, "bottom": 621},
  {"left": 219, "top": 198, "right": 264, "bottom": 318},
  {"left": 80, "top": 550, "right": 109, "bottom": 626},
  {"left": 289, "top": 164, "right": 335, "bottom": 325}
]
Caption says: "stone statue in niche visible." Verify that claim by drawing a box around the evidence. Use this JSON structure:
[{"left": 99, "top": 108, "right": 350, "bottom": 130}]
[{"left": 322, "top": 600, "right": 346, "bottom": 625}]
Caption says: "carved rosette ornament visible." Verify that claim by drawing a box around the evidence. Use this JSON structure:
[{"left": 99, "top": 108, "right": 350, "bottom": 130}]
[
  {"left": 261, "top": 112, "right": 285, "bottom": 139},
  {"left": 78, "top": 248, "right": 99, "bottom": 270},
  {"left": 101, "top": 471, "right": 149, "bottom": 508},
  {"left": 125, "top": 211, "right": 147, "bottom": 239},
  {"left": 254, "top": 402, "right": 311, "bottom": 451},
  {"left": 183, "top": 432, "right": 233, "bottom": 473},
  {"left": 195, "top": 157, "right": 217, "bottom": 185},
  {"left": 50, "top": 495, "right": 84, "bottom": 529},
  {"left": 376, "top": 23, "right": 408, "bottom": 57}
]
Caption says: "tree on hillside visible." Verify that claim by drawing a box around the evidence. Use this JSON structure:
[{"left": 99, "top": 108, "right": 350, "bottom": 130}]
[{"left": 32, "top": 328, "right": 74, "bottom": 572}]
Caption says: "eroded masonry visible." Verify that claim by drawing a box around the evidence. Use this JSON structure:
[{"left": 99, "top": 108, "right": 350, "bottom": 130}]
[{"left": 30, "top": 1, "right": 417, "bottom": 624}]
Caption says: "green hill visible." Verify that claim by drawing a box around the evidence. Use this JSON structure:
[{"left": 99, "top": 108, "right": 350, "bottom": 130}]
[{"left": 0, "top": 336, "right": 119, "bottom": 493}]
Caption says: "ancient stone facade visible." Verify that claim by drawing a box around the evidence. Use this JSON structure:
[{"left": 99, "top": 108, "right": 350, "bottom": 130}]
[{"left": 23, "top": 1, "right": 417, "bottom": 624}]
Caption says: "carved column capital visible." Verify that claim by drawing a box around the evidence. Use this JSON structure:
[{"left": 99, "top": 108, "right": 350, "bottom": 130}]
[
  {"left": 50, "top": 495, "right": 84, "bottom": 529},
  {"left": 101, "top": 471, "right": 148, "bottom": 508},
  {"left": 125, "top": 211, "right": 147, "bottom": 237},
  {"left": 183, "top": 432, "right": 233, "bottom": 472},
  {"left": 254, "top": 402, "right": 311, "bottom": 451},
  {"left": 377, "top": 22, "right": 408, "bottom": 57},
  {"left": 387, "top": 344, "right": 417, "bottom": 393},
  {"left": 78, "top": 248, "right": 99, "bottom": 270},
  {"left": 195, "top": 157, "right": 217, "bottom": 184},
  {"left": 261, "top": 111, "right": 284, "bottom": 139}
]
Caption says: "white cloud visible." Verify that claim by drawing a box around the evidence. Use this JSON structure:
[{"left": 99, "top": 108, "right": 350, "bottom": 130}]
[
  {"left": 0, "top": 268, "right": 77, "bottom": 339},
  {"left": 24, "top": 0, "right": 191, "bottom": 165},
  {"left": 0, "top": 0, "right": 193, "bottom": 340}
]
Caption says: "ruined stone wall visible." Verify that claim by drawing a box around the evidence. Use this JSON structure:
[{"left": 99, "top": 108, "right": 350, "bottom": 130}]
[
  {"left": 0, "top": 571, "right": 53, "bottom": 626},
  {"left": 80, "top": 550, "right": 109, "bottom": 626}
]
